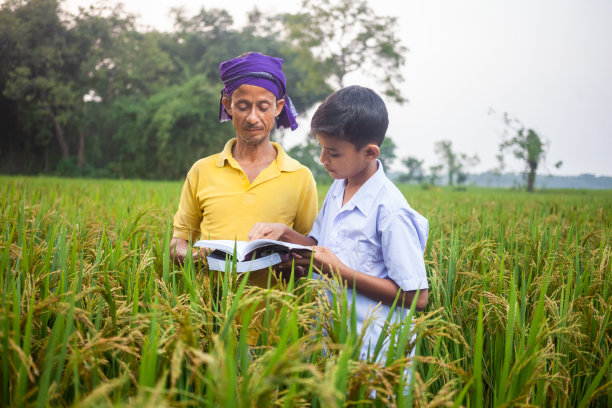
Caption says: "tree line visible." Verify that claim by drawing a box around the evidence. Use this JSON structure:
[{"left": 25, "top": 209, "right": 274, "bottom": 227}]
[
  {"left": 0, "top": 0, "right": 407, "bottom": 180},
  {"left": 1, "top": 0, "right": 556, "bottom": 190}
]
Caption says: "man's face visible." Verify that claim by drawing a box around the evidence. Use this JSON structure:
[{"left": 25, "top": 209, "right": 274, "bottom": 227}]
[{"left": 222, "top": 84, "right": 285, "bottom": 146}]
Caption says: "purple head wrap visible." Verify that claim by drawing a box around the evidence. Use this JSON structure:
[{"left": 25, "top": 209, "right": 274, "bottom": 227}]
[{"left": 219, "top": 52, "right": 299, "bottom": 131}]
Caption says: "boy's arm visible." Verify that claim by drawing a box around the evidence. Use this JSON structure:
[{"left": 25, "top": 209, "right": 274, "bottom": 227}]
[
  {"left": 297, "top": 246, "right": 428, "bottom": 310},
  {"left": 248, "top": 222, "right": 317, "bottom": 246}
]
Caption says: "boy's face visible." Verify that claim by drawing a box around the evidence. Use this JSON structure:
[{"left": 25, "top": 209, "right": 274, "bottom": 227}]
[{"left": 317, "top": 133, "right": 379, "bottom": 180}]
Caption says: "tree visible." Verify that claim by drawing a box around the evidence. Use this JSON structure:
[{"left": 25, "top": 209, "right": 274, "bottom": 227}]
[
  {"left": 283, "top": 0, "right": 408, "bottom": 103},
  {"left": 0, "top": 1, "right": 335, "bottom": 178},
  {"left": 165, "top": 6, "right": 332, "bottom": 114},
  {"left": 2, "top": 0, "right": 78, "bottom": 165},
  {"left": 108, "top": 74, "right": 233, "bottom": 179},
  {"left": 496, "top": 112, "right": 561, "bottom": 192},
  {"left": 428, "top": 164, "right": 443, "bottom": 186},
  {"left": 399, "top": 156, "right": 425, "bottom": 183},
  {"left": 378, "top": 137, "right": 397, "bottom": 170},
  {"left": 0, "top": 0, "right": 174, "bottom": 174},
  {"left": 434, "top": 140, "right": 479, "bottom": 186},
  {"left": 287, "top": 139, "right": 331, "bottom": 182}
]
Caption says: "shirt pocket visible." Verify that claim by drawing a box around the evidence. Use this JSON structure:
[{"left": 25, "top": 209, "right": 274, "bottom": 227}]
[{"left": 339, "top": 235, "right": 379, "bottom": 274}]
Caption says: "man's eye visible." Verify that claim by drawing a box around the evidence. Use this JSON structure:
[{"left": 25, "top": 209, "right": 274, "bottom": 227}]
[{"left": 330, "top": 154, "right": 340, "bottom": 158}]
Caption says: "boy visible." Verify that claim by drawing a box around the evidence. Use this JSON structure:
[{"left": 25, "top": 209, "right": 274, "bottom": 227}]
[{"left": 248, "top": 85, "right": 429, "bottom": 363}]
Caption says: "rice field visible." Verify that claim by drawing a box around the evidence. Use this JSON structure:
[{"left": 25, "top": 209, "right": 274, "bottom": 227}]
[{"left": 0, "top": 176, "right": 610, "bottom": 407}]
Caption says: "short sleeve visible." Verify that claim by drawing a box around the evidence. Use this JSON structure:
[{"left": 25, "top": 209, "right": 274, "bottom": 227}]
[
  {"left": 292, "top": 168, "right": 318, "bottom": 236},
  {"left": 307, "top": 180, "right": 337, "bottom": 244},
  {"left": 308, "top": 210, "right": 323, "bottom": 244},
  {"left": 173, "top": 166, "right": 203, "bottom": 242},
  {"left": 380, "top": 208, "right": 429, "bottom": 292}
]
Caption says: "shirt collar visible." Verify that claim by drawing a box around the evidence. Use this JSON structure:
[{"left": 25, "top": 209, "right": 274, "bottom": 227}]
[
  {"left": 332, "top": 160, "right": 386, "bottom": 216},
  {"left": 216, "top": 138, "right": 303, "bottom": 172}
]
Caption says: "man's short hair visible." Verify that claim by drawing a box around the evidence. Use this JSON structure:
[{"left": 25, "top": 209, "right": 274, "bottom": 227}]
[{"left": 310, "top": 85, "right": 389, "bottom": 148}]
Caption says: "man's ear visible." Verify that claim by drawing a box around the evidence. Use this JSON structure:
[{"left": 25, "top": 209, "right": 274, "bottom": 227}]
[
  {"left": 363, "top": 143, "right": 380, "bottom": 161},
  {"left": 222, "top": 96, "right": 232, "bottom": 115},
  {"left": 275, "top": 98, "right": 285, "bottom": 116}
]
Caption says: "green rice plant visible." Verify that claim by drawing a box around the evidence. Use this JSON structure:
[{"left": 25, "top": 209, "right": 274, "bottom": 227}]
[{"left": 0, "top": 176, "right": 609, "bottom": 407}]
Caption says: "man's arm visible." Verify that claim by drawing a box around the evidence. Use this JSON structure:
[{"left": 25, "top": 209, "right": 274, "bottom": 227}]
[
  {"left": 294, "top": 246, "right": 428, "bottom": 310},
  {"left": 292, "top": 170, "right": 318, "bottom": 236}
]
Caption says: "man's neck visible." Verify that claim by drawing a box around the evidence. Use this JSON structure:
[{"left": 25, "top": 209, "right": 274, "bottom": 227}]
[
  {"left": 233, "top": 137, "right": 275, "bottom": 160},
  {"left": 232, "top": 137, "right": 277, "bottom": 183}
]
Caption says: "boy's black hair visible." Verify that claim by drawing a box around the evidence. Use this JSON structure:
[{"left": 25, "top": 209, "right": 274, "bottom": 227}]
[{"left": 310, "top": 85, "right": 389, "bottom": 148}]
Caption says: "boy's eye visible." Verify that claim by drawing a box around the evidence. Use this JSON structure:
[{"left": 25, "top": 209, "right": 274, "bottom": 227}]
[{"left": 330, "top": 153, "right": 340, "bottom": 158}]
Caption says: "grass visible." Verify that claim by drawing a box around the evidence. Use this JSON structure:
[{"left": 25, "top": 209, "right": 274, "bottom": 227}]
[{"left": 0, "top": 175, "right": 610, "bottom": 407}]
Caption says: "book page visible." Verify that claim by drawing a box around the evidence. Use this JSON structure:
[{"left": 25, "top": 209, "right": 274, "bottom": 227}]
[
  {"left": 195, "top": 239, "right": 311, "bottom": 262},
  {"left": 194, "top": 240, "right": 251, "bottom": 260},
  {"left": 243, "top": 239, "right": 311, "bottom": 254}
]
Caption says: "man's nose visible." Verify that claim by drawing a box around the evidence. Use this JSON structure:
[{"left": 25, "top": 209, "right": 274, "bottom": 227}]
[{"left": 246, "top": 107, "right": 258, "bottom": 123}]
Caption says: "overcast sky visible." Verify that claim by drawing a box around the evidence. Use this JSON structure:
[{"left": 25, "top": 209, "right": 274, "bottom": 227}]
[{"left": 65, "top": 0, "right": 612, "bottom": 176}]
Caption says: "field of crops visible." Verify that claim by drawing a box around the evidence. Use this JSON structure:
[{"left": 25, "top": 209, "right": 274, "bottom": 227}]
[{"left": 0, "top": 176, "right": 610, "bottom": 407}]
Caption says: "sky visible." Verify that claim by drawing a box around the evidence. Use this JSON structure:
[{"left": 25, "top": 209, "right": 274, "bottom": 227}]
[{"left": 64, "top": 0, "right": 612, "bottom": 176}]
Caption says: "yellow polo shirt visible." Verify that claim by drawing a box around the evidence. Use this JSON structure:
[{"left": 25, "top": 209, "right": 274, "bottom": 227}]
[{"left": 173, "top": 138, "right": 318, "bottom": 242}]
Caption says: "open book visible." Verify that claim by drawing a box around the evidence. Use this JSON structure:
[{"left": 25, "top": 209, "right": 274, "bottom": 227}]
[{"left": 194, "top": 239, "right": 312, "bottom": 273}]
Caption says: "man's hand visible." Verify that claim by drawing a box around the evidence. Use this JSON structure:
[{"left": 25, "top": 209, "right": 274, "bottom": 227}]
[
  {"left": 170, "top": 237, "right": 211, "bottom": 265},
  {"left": 170, "top": 237, "right": 188, "bottom": 265},
  {"left": 192, "top": 247, "right": 213, "bottom": 262},
  {"left": 248, "top": 222, "right": 288, "bottom": 241}
]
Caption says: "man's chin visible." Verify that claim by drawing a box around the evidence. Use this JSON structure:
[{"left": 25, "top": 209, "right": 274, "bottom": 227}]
[{"left": 237, "top": 132, "right": 270, "bottom": 145}]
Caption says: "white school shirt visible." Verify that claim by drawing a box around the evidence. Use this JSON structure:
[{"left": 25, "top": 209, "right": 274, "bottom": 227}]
[{"left": 309, "top": 161, "right": 429, "bottom": 361}]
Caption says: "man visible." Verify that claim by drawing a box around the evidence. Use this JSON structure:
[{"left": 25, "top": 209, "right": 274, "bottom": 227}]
[{"left": 170, "top": 52, "right": 318, "bottom": 270}]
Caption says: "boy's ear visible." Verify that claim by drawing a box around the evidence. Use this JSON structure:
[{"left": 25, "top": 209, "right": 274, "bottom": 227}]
[{"left": 363, "top": 143, "right": 380, "bottom": 161}]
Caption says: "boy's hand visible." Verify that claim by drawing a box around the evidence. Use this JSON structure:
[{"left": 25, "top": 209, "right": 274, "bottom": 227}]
[
  {"left": 248, "top": 222, "right": 288, "bottom": 241},
  {"left": 310, "top": 246, "right": 344, "bottom": 276},
  {"left": 290, "top": 246, "right": 343, "bottom": 277}
]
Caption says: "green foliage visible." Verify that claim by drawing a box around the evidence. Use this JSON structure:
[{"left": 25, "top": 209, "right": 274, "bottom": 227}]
[
  {"left": 399, "top": 156, "right": 425, "bottom": 184},
  {"left": 1, "top": 0, "right": 78, "bottom": 163},
  {"left": 500, "top": 126, "right": 545, "bottom": 192},
  {"left": 428, "top": 164, "right": 443, "bottom": 186},
  {"left": 494, "top": 111, "right": 563, "bottom": 192},
  {"left": 283, "top": 0, "right": 408, "bottom": 103},
  {"left": 1, "top": 176, "right": 610, "bottom": 406},
  {"left": 110, "top": 75, "right": 234, "bottom": 179},
  {"left": 287, "top": 139, "right": 332, "bottom": 183},
  {"left": 378, "top": 136, "right": 397, "bottom": 171},
  {"left": 434, "top": 140, "right": 480, "bottom": 186},
  {"left": 0, "top": 1, "right": 331, "bottom": 178}
]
